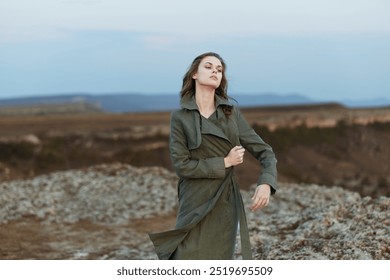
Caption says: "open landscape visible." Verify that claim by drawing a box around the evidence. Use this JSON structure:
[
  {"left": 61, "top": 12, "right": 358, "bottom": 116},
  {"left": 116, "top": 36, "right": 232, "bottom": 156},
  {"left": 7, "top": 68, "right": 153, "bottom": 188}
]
[
  {"left": 2, "top": 0, "right": 389, "bottom": 265},
  {"left": 0, "top": 102, "right": 389, "bottom": 259}
]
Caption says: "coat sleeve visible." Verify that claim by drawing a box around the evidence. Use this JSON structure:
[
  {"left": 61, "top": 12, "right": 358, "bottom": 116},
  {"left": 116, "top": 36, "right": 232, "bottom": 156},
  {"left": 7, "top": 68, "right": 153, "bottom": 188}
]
[
  {"left": 235, "top": 108, "right": 278, "bottom": 194},
  {"left": 169, "top": 111, "right": 226, "bottom": 179}
]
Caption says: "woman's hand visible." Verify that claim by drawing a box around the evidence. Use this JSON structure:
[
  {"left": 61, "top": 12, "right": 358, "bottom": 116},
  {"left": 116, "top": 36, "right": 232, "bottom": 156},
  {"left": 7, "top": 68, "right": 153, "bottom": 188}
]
[
  {"left": 250, "top": 184, "right": 271, "bottom": 211},
  {"left": 224, "top": 146, "right": 245, "bottom": 168}
]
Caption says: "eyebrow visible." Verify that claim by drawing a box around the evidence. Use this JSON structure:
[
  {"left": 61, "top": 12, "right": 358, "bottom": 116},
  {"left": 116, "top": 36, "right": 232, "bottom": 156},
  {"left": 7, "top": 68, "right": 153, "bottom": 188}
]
[{"left": 204, "top": 61, "right": 223, "bottom": 68}]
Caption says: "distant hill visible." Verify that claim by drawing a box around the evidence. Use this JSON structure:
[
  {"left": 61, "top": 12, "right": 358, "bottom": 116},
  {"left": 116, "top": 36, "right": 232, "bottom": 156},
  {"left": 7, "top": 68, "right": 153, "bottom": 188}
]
[
  {"left": 341, "top": 97, "right": 390, "bottom": 108},
  {"left": 0, "top": 93, "right": 389, "bottom": 113},
  {"left": 0, "top": 92, "right": 316, "bottom": 113},
  {"left": 0, "top": 101, "right": 103, "bottom": 116}
]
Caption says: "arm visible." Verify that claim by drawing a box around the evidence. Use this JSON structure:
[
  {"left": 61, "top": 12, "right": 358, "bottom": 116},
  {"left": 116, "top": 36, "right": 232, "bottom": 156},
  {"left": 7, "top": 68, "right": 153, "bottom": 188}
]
[
  {"left": 169, "top": 111, "right": 226, "bottom": 179},
  {"left": 235, "top": 108, "right": 278, "bottom": 194}
]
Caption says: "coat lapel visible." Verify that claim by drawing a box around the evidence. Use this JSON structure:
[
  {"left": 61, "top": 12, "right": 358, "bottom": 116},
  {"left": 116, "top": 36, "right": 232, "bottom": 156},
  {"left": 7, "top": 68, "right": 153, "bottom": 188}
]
[
  {"left": 200, "top": 112, "right": 231, "bottom": 143},
  {"left": 181, "top": 94, "right": 234, "bottom": 144}
]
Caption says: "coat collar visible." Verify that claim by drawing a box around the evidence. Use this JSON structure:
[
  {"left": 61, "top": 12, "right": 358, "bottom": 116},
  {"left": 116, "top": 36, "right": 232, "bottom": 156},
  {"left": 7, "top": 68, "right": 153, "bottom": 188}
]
[
  {"left": 180, "top": 93, "right": 233, "bottom": 111},
  {"left": 180, "top": 93, "right": 234, "bottom": 145}
]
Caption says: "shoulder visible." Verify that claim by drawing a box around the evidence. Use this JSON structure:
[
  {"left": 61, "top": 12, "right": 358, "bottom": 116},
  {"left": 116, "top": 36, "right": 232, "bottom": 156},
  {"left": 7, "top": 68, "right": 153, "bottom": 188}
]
[
  {"left": 229, "top": 106, "right": 252, "bottom": 129},
  {"left": 171, "top": 108, "right": 193, "bottom": 118},
  {"left": 170, "top": 109, "right": 197, "bottom": 125},
  {"left": 231, "top": 105, "right": 244, "bottom": 119}
]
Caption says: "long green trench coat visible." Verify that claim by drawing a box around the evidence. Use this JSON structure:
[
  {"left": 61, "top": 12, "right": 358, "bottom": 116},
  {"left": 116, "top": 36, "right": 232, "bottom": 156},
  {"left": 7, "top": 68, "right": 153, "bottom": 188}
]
[{"left": 149, "top": 94, "right": 277, "bottom": 260}]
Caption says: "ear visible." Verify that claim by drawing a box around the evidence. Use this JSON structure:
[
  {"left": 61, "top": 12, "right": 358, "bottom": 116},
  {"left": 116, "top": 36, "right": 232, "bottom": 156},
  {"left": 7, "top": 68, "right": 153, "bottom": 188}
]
[{"left": 192, "top": 73, "right": 197, "bottom": 79}]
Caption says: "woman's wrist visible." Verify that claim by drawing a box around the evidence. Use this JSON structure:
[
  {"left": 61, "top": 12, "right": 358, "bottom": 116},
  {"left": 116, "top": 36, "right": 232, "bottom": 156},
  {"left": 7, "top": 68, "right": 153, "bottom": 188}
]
[
  {"left": 258, "top": 184, "right": 271, "bottom": 194},
  {"left": 224, "top": 157, "right": 232, "bottom": 168}
]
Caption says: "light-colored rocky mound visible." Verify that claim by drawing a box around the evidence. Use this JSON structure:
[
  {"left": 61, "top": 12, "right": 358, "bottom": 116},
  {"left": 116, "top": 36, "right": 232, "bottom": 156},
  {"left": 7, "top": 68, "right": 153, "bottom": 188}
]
[
  {"left": 0, "top": 163, "right": 388, "bottom": 259},
  {"left": 0, "top": 163, "right": 177, "bottom": 225},
  {"left": 243, "top": 184, "right": 389, "bottom": 260}
]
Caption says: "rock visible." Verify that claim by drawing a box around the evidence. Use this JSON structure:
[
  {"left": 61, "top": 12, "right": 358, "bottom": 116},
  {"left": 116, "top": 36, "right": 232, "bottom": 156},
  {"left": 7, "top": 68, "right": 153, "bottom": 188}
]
[
  {"left": 21, "top": 134, "right": 41, "bottom": 146},
  {"left": 0, "top": 164, "right": 388, "bottom": 260},
  {"left": 0, "top": 162, "right": 11, "bottom": 181}
]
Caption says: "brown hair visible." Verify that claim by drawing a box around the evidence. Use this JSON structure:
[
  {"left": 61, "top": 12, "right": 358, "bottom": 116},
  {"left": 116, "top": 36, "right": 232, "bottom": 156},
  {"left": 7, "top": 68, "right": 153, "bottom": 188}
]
[{"left": 180, "top": 52, "right": 232, "bottom": 116}]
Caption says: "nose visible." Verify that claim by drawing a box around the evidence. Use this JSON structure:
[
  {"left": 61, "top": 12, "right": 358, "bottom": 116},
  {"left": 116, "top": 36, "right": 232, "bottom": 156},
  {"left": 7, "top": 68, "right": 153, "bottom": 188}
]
[{"left": 212, "top": 68, "right": 217, "bottom": 74}]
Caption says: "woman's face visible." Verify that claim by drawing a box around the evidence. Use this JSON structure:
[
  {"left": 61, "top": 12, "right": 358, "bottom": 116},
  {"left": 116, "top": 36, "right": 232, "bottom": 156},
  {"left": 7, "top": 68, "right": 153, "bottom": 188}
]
[{"left": 192, "top": 56, "right": 223, "bottom": 89}]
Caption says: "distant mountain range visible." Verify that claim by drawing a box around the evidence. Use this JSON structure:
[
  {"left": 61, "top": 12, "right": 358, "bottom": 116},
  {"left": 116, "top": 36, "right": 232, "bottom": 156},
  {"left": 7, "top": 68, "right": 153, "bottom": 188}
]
[{"left": 0, "top": 93, "right": 389, "bottom": 113}]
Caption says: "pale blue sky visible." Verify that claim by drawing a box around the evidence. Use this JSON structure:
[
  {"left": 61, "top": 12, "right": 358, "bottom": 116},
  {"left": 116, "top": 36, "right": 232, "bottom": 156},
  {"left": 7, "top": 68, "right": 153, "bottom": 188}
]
[{"left": 0, "top": 0, "right": 389, "bottom": 102}]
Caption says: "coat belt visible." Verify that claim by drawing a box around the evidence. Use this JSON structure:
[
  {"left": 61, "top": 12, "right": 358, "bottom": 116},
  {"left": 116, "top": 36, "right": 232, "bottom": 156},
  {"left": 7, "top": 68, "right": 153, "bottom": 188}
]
[{"left": 232, "top": 173, "right": 252, "bottom": 260}]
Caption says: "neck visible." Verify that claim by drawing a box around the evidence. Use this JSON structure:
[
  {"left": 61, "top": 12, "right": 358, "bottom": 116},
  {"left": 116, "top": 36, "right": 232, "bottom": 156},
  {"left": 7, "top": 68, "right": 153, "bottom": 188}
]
[{"left": 195, "top": 86, "right": 216, "bottom": 118}]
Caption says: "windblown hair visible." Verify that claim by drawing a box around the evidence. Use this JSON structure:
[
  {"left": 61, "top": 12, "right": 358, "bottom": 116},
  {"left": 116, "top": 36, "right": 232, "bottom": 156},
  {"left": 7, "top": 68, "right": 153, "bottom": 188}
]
[{"left": 180, "top": 52, "right": 232, "bottom": 116}]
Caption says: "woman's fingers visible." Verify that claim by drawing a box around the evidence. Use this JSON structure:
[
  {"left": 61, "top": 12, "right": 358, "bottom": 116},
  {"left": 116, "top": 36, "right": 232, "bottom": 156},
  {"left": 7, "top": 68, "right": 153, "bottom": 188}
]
[
  {"left": 251, "top": 196, "right": 268, "bottom": 211},
  {"left": 235, "top": 146, "right": 245, "bottom": 162},
  {"left": 227, "top": 146, "right": 245, "bottom": 166},
  {"left": 225, "top": 146, "right": 246, "bottom": 167},
  {"left": 250, "top": 185, "right": 271, "bottom": 211}
]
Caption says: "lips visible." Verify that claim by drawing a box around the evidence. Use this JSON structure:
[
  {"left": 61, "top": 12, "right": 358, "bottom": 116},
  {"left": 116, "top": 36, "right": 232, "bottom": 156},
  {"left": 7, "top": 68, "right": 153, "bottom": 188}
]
[{"left": 210, "top": 76, "right": 218, "bottom": 80}]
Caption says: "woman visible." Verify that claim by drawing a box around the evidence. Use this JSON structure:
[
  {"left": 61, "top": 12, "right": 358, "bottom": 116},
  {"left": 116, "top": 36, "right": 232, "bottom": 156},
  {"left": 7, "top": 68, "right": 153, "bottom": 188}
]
[{"left": 149, "top": 52, "right": 277, "bottom": 260}]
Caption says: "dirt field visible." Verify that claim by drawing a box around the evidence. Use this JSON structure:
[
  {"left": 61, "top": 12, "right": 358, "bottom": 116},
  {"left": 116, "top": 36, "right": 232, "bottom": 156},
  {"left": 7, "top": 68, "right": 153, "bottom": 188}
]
[{"left": 0, "top": 215, "right": 175, "bottom": 259}]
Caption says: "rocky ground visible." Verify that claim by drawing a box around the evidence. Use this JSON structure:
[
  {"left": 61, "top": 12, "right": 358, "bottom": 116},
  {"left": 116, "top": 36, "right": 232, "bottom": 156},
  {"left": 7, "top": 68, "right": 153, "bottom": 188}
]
[{"left": 0, "top": 163, "right": 389, "bottom": 260}]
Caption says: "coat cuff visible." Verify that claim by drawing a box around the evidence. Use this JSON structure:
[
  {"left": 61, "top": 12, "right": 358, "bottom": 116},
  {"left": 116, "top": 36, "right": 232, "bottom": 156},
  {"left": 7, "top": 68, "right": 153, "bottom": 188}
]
[
  {"left": 257, "top": 173, "right": 277, "bottom": 195},
  {"left": 206, "top": 157, "right": 226, "bottom": 178}
]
